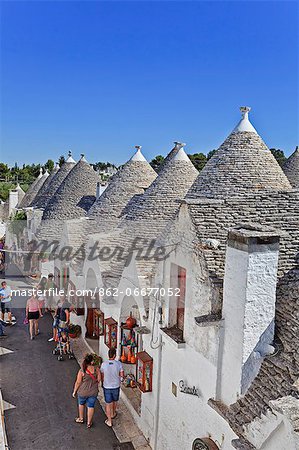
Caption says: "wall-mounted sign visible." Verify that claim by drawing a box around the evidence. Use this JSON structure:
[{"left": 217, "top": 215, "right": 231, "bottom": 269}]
[{"left": 179, "top": 380, "right": 200, "bottom": 397}]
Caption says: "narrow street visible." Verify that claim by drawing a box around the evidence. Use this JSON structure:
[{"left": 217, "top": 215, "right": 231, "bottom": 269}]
[{"left": 0, "top": 270, "right": 119, "bottom": 450}]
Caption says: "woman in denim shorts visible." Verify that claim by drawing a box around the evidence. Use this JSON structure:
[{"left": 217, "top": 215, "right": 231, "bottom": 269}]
[{"left": 72, "top": 354, "right": 101, "bottom": 428}]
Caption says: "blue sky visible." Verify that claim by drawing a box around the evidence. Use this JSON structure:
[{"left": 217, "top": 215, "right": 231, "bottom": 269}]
[{"left": 1, "top": 1, "right": 298, "bottom": 166}]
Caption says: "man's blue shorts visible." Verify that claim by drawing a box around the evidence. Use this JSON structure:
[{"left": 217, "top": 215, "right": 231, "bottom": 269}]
[
  {"left": 1, "top": 303, "right": 11, "bottom": 314},
  {"left": 103, "top": 387, "right": 120, "bottom": 404},
  {"left": 77, "top": 395, "right": 97, "bottom": 408}
]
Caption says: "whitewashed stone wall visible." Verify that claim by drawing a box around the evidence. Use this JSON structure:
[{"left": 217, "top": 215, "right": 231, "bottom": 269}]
[{"left": 220, "top": 229, "right": 279, "bottom": 405}]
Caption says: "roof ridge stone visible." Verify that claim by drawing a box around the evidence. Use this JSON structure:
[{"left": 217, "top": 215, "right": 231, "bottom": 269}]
[
  {"left": 130, "top": 146, "right": 147, "bottom": 162},
  {"left": 66, "top": 150, "right": 76, "bottom": 163},
  {"left": 156, "top": 142, "right": 186, "bottom": 172}
]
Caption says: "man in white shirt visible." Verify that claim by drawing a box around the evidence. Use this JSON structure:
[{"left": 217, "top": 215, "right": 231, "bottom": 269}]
[
  {"left": 100, "top": 347, "right": 124, "bottom": 427},
  {"left": 0, "top": 281, "right": 13, "bottom": 324}
]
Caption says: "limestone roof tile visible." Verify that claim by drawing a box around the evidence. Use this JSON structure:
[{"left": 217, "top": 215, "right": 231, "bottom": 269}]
[
  {"left": 98, "top": 150, "right": 199, "bottom": 299},
  {"left": 88, "top": 147, "right": 157, "bottom": 230},
  {"left": 64, "top": 148, "right": 157, "bottom": 270}
]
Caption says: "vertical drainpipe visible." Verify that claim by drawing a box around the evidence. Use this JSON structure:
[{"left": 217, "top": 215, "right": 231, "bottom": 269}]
[
  {"left": 153, "top": 256, "right": 167, "bottom": 450},
  {"left": 153, "top": 334, "right": 163, "bottom": 450}
]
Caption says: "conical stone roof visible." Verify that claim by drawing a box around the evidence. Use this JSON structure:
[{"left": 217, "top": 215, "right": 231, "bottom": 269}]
[
  {"left": 283, "top": 146, "right": 299, "bottom": 188},
  {"left": 187, "top": 107, "right": 292, "bottom": 199},
  {"left": 98, "top": 147, "right": 198, "bottom": 296},
  {"left": 33, "top": 153, "right": 76, "bottom": 209},
  {"left": 37, "top": 155, "right": 99, "bottom": 240},
  {"left": 123, "top": 145, "right": 198, "bottom": 236},
  {"left": 88, "top": 146, "right": 157, "bottom": 230},
  {"left": 18, "top": 168, "right": 48, "bottom": 208},
  {"left": 31, "top": 163, "right": 60, "bottom": 208},
  {"left": 67, "top": 146, "right": 157, "bottom": 270}
]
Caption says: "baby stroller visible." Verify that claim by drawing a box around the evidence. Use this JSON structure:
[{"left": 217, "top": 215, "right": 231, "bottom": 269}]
[{"left": 52, "top": 322, "right": 75, "bottom": 361}]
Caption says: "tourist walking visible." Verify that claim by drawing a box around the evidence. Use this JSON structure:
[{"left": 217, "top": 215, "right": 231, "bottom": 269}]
[
  {"left": 45, "top": 273, "right": 55, "bottom": 312},
  {"left": 26, "top": 294, "right": 43, "bottom": 340},
  {"left": 0, "top": 281, "right": 13, "bottom": 323},
  {"left": 101, "top": 348, "right": 124, "bottom": 427},
  {"left": 37, "top": 276, "right": 47, "bottom": 312},
  {"left": 59, "top": 293, "right": 72, "bottom": 329},
  {"left": 48, "top": 297, "right": 62, "bottom": 342},
  {"left": 72, "top": 354, "right": 101, "bottom": 428}
]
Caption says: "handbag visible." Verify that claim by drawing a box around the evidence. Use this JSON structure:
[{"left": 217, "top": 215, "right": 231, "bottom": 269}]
[{"left": 23, "top": 316, "right": 29, "bottom": 325}]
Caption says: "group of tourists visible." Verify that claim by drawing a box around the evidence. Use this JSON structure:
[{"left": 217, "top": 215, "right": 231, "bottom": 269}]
[
  {"left": 25, "top": 287, "right": 124, "bottom": 429},
  {"left": 0, "top": 270, "right": 124, "bottom": 432}
]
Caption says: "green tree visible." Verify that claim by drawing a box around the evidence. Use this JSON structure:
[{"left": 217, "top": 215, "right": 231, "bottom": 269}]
[
  {"left": 207, "top": 149, "right": 217, "bottom": 160},
  {"left": 150, "top": 155, "right": 165, "bottom": 171},
  {"left": 0, "top": 182, "right": 15, "bottom": 201},
  {"left": 270, "top": 148, "right": 286, "bottom": 167},
  {"left": 93, "top": 162, "right": 107, "bottom": 171},
  {"left": 92, "top": 162, "right": 117, "bottom": 172},
  {"left": 44, "top": 159, "right": 54, "bottom": 172},
  {"left": 0, "top": 163, "right": 10, "bottom": 181},
  {"left": 188, "top": 153, "right": 207, "bottom": 171}
]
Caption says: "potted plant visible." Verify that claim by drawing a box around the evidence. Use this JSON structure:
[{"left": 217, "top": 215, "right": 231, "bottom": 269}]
[{"left": 69, "top": 324, "right": 82, "bottom": 338}]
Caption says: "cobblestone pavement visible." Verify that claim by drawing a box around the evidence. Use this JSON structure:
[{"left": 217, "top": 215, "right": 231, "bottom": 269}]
[{"left": 0, "top": 270, "right": 119, "bottom": 450}]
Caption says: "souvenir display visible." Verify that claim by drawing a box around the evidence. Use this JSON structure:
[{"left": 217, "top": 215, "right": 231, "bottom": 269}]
[
  {"left": 120, "top": 317, "right": 139, "bottom": 365},
  {"left": 104, "top": 317, "right": 118, "bottom": 348},
  {"left": 137, "top": 351, "right": 153, "bottom": 393}
]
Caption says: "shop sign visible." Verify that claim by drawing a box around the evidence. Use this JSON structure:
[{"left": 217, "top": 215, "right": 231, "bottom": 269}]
[{"left": 179, "top": 380, "right": 200, "bottom": 397}]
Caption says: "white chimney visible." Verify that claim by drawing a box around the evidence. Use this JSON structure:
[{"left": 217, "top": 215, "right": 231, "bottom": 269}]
[
  {"left": 9, "top": 184, "right": 24, "bottom": 215},
  {"left": 219, "top": 225, "right": 280, "bottom": 405}
]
